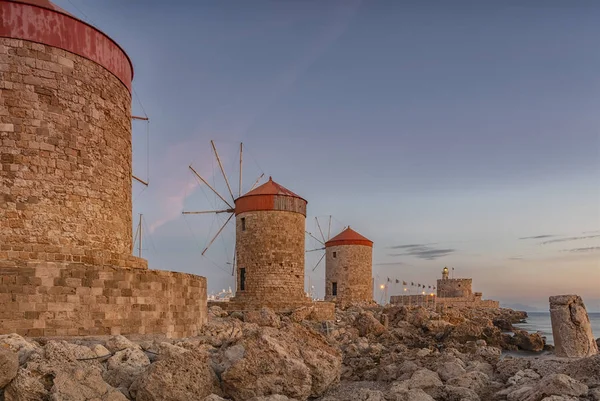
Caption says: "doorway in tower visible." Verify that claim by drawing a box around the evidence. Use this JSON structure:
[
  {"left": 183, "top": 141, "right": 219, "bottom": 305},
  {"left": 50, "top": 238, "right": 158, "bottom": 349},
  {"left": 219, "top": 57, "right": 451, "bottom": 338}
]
[{"left": 332, "top": 282, "right": 337, "bottom": 296}]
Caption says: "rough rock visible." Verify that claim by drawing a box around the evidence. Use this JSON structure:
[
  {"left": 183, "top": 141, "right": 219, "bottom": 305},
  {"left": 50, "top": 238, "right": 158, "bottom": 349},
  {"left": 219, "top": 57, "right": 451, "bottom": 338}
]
[
  {"left": 391, "top": 388, "right": 435, "bottom": 401},
  {"left": 203, "top": 395, "right": 228, "bottom": 401},
  {"left": 104, "top": 336, "right": 142, "bottom": 353},
  {"left": 249, "top": 396, "right": 298, "bottom": 401},
  {"left": 130, "top": 352, "right": 220, "bottom": 401},
  {"left": 511, "top": 330, "right": 545, "bottom": 352},
  {"left": 446, "top": 371, "right": 489, "bottom": 394},
  {"left": 103, "top": 347, "right": 150, "bottom": 391},
  {"left": 407, "top": 368, "right": 443, "bottom": 396},
  {"left": 200, "top": 319, "right": 247, "bottom": 347},
  {"left": 561, "top": 354, "right": 600, "bottom": 387},
  {"left": 441, "top": 385, "right": 481, "bottom": 401},
  {"left": 290, "top": 306, "right": 314, "bottom": 323},
  {"left": 48, "top": 365, "right": 128, "bottom": 401},
  {"left": 549, "top": 294, "right": 598, "bottom": 357},
  {"left": 245, "top": 308, "right": 282, "bottom": 328},
  {"left": 529, "top": 374, "right": 588, "bottom": 401},
  {"left": 496, "top": 358, "right": 531, "bottom": 381},
  {"left": 0, "top": 347, "right": 19, "bottom": 388},
  {"left": 0, "top": 334, "right": 39, "bottom": 365},
  {"left": 355, "top": 312, "right": 386, "bottom": 337},
  {"left": 436, "top": 361, "right": 466, "bottom": 382},
  {"left": 221, "top": 324, "right": 341, "bottom": 400}
]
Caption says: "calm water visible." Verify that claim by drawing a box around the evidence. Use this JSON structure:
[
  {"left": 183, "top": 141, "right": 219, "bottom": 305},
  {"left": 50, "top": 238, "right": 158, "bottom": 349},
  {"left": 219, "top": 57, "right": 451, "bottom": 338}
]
[{"left": 513, "top": 312, "right": 600, "bottom": 346}]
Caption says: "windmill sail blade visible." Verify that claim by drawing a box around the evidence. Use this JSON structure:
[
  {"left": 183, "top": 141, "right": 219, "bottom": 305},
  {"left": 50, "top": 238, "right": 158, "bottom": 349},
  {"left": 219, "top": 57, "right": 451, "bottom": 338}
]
[
  {"left": 211, "top": 140, "right": 235, "bottom": 202},
  {"left": 315, "top": 217, "right": 326, "bottom": 243},
  {"left": 201, "top": 213, "right": 234, "bottom": 256},
  {"left": 306, "top": 231, "right": 324, "bottom": 245},
  {"left": 249, "top": 173, "right": 265, "bottom": 191},
  {"left": 189, "top": 165, "right": 234, "bottom": 209},
  {"left": 312, "top": 253, "right": 326, "bottom": 271},
  {"left": 231, "top": 246, "right": 236, "bottom": 276},
  {"left": 239, "top": 143, "right": 243, "bottom": 198},
  {"left": 306, "top": 248, "right": 325, "bottom": 252},
  {"left": 327, "top": 215, "right": 332, "bottom": 241},
  {"left": 182, "top": 209, "right": 233, "bottom": 215}
]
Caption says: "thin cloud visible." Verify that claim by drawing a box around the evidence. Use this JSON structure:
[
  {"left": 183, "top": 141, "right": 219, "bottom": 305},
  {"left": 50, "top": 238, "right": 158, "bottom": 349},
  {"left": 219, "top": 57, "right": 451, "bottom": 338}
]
[
  {"left": 565, "top": 247, "right": 600, "bottom": 253},
  {"left": 389, "top": 243, "right": 436, "bottom": 249},
  {"left": 375, "top": 262, "right": 410, "bottom": 267},
  {"left": 542, "top": 235, "right": 600, "bottom": 245},
  {"left": 583, "top": 230, "right": 600, "bottom": 234},
  {"left": 389, "top": 244, "right": 455, "bottom": 260},
  {"left": 508, "top": 257, "right": 524, "bottom": 260},
  {"left": 519, "top": 234, "right": 557, "bottom": 240}
]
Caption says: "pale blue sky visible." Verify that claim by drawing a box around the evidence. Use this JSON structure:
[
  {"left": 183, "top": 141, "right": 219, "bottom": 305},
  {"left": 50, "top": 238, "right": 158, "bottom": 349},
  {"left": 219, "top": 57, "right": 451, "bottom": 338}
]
[{"left": 55, "top": 0, "right": 600, "bottom": 310}]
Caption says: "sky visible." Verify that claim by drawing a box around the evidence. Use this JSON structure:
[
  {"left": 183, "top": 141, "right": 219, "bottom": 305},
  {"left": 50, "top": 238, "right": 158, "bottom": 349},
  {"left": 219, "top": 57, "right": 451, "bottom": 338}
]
[{"left": 54, "top": 0, "right": 600, "bottom": 311}]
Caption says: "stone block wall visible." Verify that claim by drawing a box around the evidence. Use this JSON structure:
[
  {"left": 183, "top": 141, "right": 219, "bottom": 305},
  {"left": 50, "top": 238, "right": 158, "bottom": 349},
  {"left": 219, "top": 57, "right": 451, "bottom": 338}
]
[
  {"left": 436, "top": 278, "right": 473, "bottom": 298},
  {"left": 0, "top": 260, "right": 207, "bottom": 338},
  {"left": 325, "top": 244, "right": 373, "bottom": 304},
  {"left": 0, "top": 38, "right": 134, "bottom": 259},
  {"left": 390, "top": 294, "right": 499, "bottom": 309},
  {"left": 234, "top": 210, "right": 306, "bottom": 303}
]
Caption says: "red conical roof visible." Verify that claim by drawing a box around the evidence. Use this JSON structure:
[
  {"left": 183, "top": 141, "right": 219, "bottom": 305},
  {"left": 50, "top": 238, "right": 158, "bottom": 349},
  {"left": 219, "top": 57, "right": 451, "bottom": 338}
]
[
  {"left": 242, "top": 176, "right": 304, "bottom": 199},
  {"left": 325, "top": 227, "right": 373, "bottom": 247}
]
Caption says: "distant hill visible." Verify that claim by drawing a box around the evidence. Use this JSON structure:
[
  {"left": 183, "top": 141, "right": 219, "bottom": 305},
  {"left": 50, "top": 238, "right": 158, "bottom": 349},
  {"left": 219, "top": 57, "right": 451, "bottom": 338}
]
[{"left": 501, "top": 303, "right": 543, "bottom": 312}]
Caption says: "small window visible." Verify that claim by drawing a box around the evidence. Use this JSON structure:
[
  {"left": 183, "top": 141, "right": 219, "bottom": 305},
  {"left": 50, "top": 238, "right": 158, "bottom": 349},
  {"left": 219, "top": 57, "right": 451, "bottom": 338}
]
[
  {"left": 332, "top": 282, "right": 337, "bottom": 296},
  {"left": 240, "top": 268, "right": 246, "bottom": 291},
  {"left": 241, "top": 217, "right": 246, "bottom": 231},
  {"left": 333, "top": 251, "right": 337, "bottom": 258}
]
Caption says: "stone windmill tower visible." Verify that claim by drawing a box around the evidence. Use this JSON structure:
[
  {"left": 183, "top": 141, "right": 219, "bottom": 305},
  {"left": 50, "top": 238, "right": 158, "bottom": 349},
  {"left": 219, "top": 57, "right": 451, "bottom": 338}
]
[
  {"left": 324, "top": 227, "right": 374, "bottom": 305},
  {"left": 183, "top": 149, "right": 315, "bottom": 312},
  {"left": 0, "top": 0, "right": 207, "bottom": 338}
]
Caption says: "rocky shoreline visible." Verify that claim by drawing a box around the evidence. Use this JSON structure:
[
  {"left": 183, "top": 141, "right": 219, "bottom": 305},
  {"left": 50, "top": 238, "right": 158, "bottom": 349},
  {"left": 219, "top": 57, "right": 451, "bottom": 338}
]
[{"left": 0, "top": 305, "right": 598, "bottom": 401}]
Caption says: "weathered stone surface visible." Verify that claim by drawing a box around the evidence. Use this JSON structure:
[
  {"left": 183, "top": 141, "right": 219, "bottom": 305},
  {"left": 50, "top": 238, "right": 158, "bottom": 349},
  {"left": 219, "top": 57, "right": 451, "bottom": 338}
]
[
  {"left": 103, "top": 348, "right": 150, "bottom": 390},
  {"left": 496, "top": 358, "right": 531, "bottom": 381},
  {"left": 549, "top": 294, "right": 598, "bottom": 357},
  {"left": 561, "top": 354, "right": 600, "bottom": 387},
  {"left": 49, "top": 365, "right": 128, "bottom": 401},
  {"left": 221, "top": 325, "right": 341, "bottom": 400},
  {"left": 290, "top": 306, "right": 314, "bottom": 323},
  {"left": 441, "top": 385, "right": 481, "bottom": 401},
  {"left": 130, "top": 352, "right": 220, "bottom": 401},
  {"left": 446, "top": 371, "right": 489, "bottom": 394},
  {"left": 245, "top": 307, "right": 281, "bottom": 328},
  {"left": 511, "top": 330, "right": 545, "bottom": 352},
  {"left": 407, "top": 368, "right": 443, "bottom": 392},
  {"left": 390, "top": 387, "right": 435, "bottom": 401},
  {"left": 0, "top": 334, "right": 39, "bottom": 365},
  {"left": 0, "top": 347, "right": 19, "bottom": 388},
  {"left": 533, "top": 374, "right": 588, "bottom": 400},
  {"left": 436, "top": 361, "right": 466, "bottom": 382},
  {"left": 354, "top": 312, "right": 386, "bottom": 337}
]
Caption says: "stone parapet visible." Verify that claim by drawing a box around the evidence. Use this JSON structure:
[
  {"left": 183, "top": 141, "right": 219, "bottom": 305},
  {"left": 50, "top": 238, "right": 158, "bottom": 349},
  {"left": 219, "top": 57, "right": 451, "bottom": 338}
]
[
  {"left": 390, "top": 294, "right": 499, "bottom": 309},
  {"left": 0, "top": 261, "right": 207, "bottom": 338},
  {"left": 209, "top": 299, "right": 335, "bottom": 321}
]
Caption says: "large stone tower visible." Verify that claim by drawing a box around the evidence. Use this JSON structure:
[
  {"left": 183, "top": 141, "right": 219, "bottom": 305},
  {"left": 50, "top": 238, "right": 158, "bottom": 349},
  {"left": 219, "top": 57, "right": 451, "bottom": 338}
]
[
  {"left": 0, "top": 0, "right": 207, "bottom": 337},
  {"left": 324, "top": 227, "right": 374, "bottom": 305},
  {"left": 230, "top": 177, "right": 310, "bottom": 310}
]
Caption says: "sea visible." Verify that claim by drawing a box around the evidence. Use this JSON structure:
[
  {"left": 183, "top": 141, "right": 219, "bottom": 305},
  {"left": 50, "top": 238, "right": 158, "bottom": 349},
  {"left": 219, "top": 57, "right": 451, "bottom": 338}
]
[{"left": 513, "top": 312, "right": 600, "bottom": 346}]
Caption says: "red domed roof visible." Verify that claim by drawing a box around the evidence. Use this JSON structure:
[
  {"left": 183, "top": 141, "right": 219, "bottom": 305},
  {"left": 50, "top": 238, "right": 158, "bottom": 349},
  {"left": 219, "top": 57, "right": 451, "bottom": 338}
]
[
  {"left": 242, "top": 177, "right": 304, "bottom": 199},
  {"left": 326, "top": 227, "right": 373, "bottom": 247},
  {"left": 234, "top": 177, "right": 307, "bottom": 216},
  {"left": 6, "top": 0, "right": 74, "bottom": 17}
]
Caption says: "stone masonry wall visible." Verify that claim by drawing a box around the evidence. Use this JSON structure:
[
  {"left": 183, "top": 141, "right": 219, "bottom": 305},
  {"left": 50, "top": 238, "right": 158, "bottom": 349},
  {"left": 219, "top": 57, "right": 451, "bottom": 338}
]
[
  {"left": 0, "top": 38, "right": 134, "bottom": 259},
  {"left": 436, "top": 278, "right": 473, "bottom": 298},
  {"left": 390, "top": 294, "right": 499, "bottom": 309},
  {"left": 234, "top": 210, "right": 308, "bottom": 305},
  {"left": 0, "top": 260, "right": 207, "bottom": 338},
  {"left": 325, "top": 244, "right": 373, "bottom": 304}
]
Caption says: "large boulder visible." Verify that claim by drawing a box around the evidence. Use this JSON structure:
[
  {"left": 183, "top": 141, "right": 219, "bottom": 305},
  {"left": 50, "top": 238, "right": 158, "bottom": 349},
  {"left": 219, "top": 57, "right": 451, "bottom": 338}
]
[
  {"left": 436, "top": 361, "right": 466, "bottom": 382},
  {"left": 532, "top": 374, "right": 588, "bottom": 401},
  {"left": 221, "top": 324, "right": 341, "bottom": 400},
  {"left": 104, "top": 335, "right": 142, "bottom": 353},
  {"left": 103, "top": 348, "right": 151, "bottom": 392},
  {"left": 511, "top": 330, "right": 545, "bottom": 352},
  {"left": 130, "top": 351, "right": 220, "bottom": 401},
  {"left": 446, "top": 371, "right": 489, "bottom": 395},
  {"left": 244, "top": 307, "right": 281, "bottom": 328},
  {"left": 561, "top": 354, "right": 600, "bottom": 387},
  {"left": 0, "top": 334, "right": 39, "bottom": 365},
  {"left": 549, "top": 295, "right": 598, "bottom": 357},
  {"left": 0, "top": 347, "right": 19, "bottom": 388},
  {"left": 354, "top": 312, "right": 386, "bottom": 337}
]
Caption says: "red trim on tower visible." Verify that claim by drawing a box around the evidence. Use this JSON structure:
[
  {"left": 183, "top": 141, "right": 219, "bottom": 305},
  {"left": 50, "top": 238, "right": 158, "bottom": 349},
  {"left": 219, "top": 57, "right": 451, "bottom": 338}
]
[{"left": 0, "top": 0, "right": 134, "bottom": 92}]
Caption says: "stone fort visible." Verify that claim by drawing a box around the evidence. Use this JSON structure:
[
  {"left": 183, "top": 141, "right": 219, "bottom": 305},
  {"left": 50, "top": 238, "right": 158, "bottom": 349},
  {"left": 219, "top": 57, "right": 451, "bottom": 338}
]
[
  {"left": 0, "top": 0, "right": 207, "bottom": 337},
  {"left": 390, "top": 267, "right": 499, "bottom": 308}
]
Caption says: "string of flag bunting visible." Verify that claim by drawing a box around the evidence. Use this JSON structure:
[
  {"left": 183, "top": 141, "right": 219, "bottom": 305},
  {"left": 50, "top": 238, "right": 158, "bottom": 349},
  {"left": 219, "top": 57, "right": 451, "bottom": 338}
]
[{"left": 384, "top": 278, "right": 436, "bottom": 291}]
